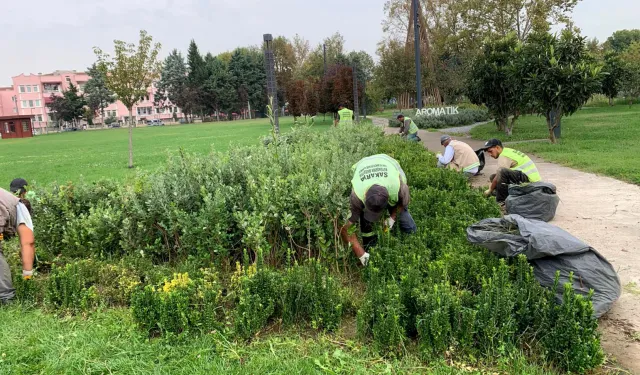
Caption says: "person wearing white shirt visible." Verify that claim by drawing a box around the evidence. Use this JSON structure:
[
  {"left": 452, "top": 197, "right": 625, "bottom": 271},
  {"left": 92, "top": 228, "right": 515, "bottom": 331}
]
[
  {"left": 0, "top": 179, "right": 35, "bottom": 303},
  {"left": 436, "top": 135, "right": 480, "bottom": 179}
]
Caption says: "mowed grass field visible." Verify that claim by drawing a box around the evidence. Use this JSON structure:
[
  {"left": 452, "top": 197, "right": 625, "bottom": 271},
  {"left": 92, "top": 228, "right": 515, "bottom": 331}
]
[
  {"left": 0, "top": 117, "right": 334, "bottom": 187},
  {"left": 470, "top": 105, "right": 640, "bottom": 184}
]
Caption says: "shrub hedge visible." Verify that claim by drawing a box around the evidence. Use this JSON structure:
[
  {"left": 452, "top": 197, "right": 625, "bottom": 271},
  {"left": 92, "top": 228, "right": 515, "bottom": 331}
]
[
  {"left": 13, "top": 124, "right": 603, "bottom": 373},
  {"left": 387, "top": 108, "right": 491, "bottom": 129}
]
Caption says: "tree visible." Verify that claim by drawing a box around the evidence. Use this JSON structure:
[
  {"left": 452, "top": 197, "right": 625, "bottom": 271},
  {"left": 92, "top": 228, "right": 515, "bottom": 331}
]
[
  {"left": 85, "top": 63, "right": 115, "bottom": 127},
  {"left": 605, "top": 29, "right": 640, "bottom": 53},
  {"left": 272, "top": 36, "right": 296, "bottom": 104},
  {"left": 187, "top": 40, "right": 208, "bottom": 121},
  {"left": 301, "top": 33, "right": 346, "bottom": 79},
  {"left": 468, "top": 34, "right": 524, "bottom": 135},
  {"left": 203, "top": 55, "right": 235, "bottom": 121},
  {"left": 287, "top": 80, "right": 305, "bottom": 119},
  {"left": 601, "top": 51, "right": 626, "bottom": 105},
  {"left": 374, "top": 39, "right": 415, "bottom": 107},
  {"left": 227, "top": 48, "right": 266, "bottom": 118},
  {"left": 157, "top": 50, "right": 195, "bottom": 122},
  {"left": 519, "top": 30, "right": 603, "bottom": 143},
  {"left": 292, "top": 34, "right": 311, "bottom": 78},
  {"left": 620, "top": 41, "right": 640, "bottom": 105},
  {"left": 94, "top": 30, "right": 162, "bottom": 168},
  {"left": 46, "top": 83, "right": 87, "bottom": 128}
]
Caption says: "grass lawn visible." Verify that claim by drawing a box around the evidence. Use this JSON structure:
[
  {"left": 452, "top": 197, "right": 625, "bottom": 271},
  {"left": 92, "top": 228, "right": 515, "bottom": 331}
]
[
  {"left": 470, "top": 105, "right": 640, "bottom": 185},
  {"left": 0, "top": 117, "right": 334, "bottom": 187},
  {"left": 0, "top": 305, "right": 558, "bottom": 375}
]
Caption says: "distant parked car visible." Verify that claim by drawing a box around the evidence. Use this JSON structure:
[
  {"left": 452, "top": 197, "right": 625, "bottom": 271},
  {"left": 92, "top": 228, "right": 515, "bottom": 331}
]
[
  {"left": 179, "top": 119, "right": 187, "bottom": 124},
  {"left": 147, "top": 119, "right": 164, "bottom": 126},
  {"left": 109, "top": 123, "right": 121, "bottom": 128}
]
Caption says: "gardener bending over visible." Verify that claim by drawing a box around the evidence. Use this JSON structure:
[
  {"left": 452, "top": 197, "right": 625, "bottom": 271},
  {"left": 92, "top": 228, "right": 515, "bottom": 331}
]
[
  {"left": 396, "top": 114, "right": 420, "bottom": 142},
  {"left": 436, "top": 135, "right": 480, "bottom": 179},
  {"left": 0, "top": 180, "right": 35, "bottom": 303},
  {"left": 340, "top": 154, "right": 417, "bottom": 266},
  {"left": 482, "top": 139, "right": 541, "bottom": 202}
]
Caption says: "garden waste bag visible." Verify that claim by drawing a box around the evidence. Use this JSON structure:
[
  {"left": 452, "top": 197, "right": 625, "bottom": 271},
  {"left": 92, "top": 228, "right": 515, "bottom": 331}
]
[
  {"left": 466, "top": 214, "right": 620, "bottom": 318},
  {"left": 505, "top": 182, "right": 559, "bottom": 222}
]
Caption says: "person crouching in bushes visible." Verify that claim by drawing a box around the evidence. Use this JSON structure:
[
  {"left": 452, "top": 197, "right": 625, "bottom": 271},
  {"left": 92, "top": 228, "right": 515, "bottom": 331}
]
[
  {"left": 396, "top": 115, "right": 420, "bottom": 142},
  {"left": 482, "top": 139, "right": 541, "bottom": 203},
  {"left": 0, "top": 180, "right": 36, "bottom": 303},
  {"left": 340, "top": 154, "right": 417, "bottom": 266},
  {"left": 436, "top": 135, "right": 481, "bottom": 179}
]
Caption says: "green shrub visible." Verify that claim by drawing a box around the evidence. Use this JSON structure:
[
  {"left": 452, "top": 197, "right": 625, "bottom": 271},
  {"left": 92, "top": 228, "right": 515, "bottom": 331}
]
[
  {"left": 130, "top": 270, "right": 223, "bottom": 336},
  {"left": 44, "top": 259, "right": 140, "bottom": 313},
  {"left": 541, "top": 272, "right": 604, "bottom": 373},
  {"left": 281, "top": 259, "right": 343, "bottom": 331},
  {"left": 387, "top": 108, "right": 490, "bottom": 129},
  {"left": 415, "top": 283, "right": 476, "bottom": 358},
  {"left": 232, "top": 262, "right": 283, "bottom": 339}
]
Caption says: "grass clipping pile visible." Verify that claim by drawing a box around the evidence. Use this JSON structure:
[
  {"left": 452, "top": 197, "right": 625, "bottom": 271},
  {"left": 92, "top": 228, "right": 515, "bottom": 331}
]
[{"left": 11, "top": 125, "right": 603, "bottom": 373}]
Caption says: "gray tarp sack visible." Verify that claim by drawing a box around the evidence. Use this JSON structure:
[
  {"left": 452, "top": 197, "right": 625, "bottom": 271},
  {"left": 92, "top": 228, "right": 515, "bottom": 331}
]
[
  {"left": 505, "top": 182, "right": 560, "bottom": 222},
  {"left": 466, "top": 215, "right": 620, "bottom": 318}
]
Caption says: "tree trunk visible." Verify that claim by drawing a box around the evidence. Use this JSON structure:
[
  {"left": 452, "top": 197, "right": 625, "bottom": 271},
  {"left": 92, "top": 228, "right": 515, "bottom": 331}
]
[
  {"left": 495, "top": 117, "right": 506, "bottom": 132},
  {"left": 609, "top": 97, "right": 613, "bottom": 106},
  {"left": 506, "top": 112, "right": 519, "bottom": 137},
  {"left": 546, "top": 110, "right": 561, "bottom": 144},
  {"left": 128, "top": 108, "right": 134, "bottom": 168}
]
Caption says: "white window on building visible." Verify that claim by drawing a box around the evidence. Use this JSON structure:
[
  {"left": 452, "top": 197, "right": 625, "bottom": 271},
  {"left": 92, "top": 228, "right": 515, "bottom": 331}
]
[
  {"left": 137, "top": 107, "right": 148, "bottom": 115},
  {"left": 28, "top": 100, "right": 34, "bottom": 108},
  {"left": 26, "top": 85, "right": 32, "bottom": 93},
  {"left": 19, "top": 86, "right": 26, "bottom": 93},
  {"left": 33, "top": 114, "right": 43, "bottom": 122},
  {"left": 65, "top": 77, "right": 71, "bottom": 83},
  {"left": 33, "top": 85, "right": 39, "bottom": 92},
  {"left": 35, "top": 100, "right": 41, "bottom": 107},
  {"left": 21, "top": 100, "right": 28, "bottom": 108}
]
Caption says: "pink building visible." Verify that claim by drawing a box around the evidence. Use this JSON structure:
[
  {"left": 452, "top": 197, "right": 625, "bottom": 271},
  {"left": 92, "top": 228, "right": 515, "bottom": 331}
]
[{"left": 0, "top": 70, "right": 184, "bottom": 133}]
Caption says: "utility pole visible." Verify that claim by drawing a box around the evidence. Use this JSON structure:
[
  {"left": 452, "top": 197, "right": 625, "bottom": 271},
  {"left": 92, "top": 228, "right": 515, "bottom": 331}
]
[
  {"left": 412, "top": 0, "right": 422, "bottom": 109},
  {"left": 362, "top": 79, "right": 367, "bottom": 119},
  {"left": 263, "top": 34, "right": 279, "bottom": 133},
  {"left": 352, "top": 64, "right": 360, "bottom": 124}
]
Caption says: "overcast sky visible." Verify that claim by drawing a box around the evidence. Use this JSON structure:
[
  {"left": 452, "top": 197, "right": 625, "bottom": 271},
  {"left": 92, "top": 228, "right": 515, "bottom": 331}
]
[{"left": 1, "top": 0, "right": 638, "bottom": 86}]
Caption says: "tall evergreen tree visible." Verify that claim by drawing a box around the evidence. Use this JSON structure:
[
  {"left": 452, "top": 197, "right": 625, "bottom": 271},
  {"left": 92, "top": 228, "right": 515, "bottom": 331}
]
[
  {"left": 187, "top": 40, "right": 207, "bottom": 120},
  {"left": 85, "top": 63, "right": 115, "bottom": 127},
  {"left": 157, "top": 49, "right": 196, "bottom": 121}
]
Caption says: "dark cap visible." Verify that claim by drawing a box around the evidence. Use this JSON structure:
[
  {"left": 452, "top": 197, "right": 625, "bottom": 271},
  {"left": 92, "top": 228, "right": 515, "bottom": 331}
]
[
  {"left": 363, "top": 185, "right": 389, "bottom": 222},
  {"left": 396, "top": 114, "right": 405, "bottom": 119},
  {"left": 482, "top": 138, "right": 502, "bottom": 150},
  {"left": 10, "top": 178, "right": 28, "bottom": 194},
  {"left": 440, "top": 135, "right": 451, "bottom": 145}
]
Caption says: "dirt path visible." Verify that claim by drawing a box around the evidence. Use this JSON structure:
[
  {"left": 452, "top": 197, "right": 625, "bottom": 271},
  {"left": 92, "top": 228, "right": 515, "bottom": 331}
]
[{"left": 374, "top": 119, "right": 640, "bottom": 373}]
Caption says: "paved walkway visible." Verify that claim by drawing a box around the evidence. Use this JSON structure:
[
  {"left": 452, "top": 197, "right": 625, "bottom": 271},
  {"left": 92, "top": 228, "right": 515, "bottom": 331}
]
[{"left": 373, "top": 117, "right": 640, "bottom": 373}]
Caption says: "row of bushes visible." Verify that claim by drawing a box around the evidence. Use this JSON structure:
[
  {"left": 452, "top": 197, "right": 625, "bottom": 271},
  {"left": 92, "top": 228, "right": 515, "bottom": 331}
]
[
  {"left": 14, "top": 125, "right": 603, "bottom": 373},
  {"left": 388, "top": 108, "right": 491, "bottom": 129}
]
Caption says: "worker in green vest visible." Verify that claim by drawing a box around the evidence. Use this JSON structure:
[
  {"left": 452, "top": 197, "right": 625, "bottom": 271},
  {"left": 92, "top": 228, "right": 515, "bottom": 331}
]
[
  {"left": 340, "top": 154, "right": 417, "bottom": 266},
  {"left": 336, "top": 104, "right": 354, "bottom": 127},
  {"left": 482, "top": 139, "right": 541, "bottom": 202},
  {"left": 396, "top": 114, "right": 420, "bottom": 142}
]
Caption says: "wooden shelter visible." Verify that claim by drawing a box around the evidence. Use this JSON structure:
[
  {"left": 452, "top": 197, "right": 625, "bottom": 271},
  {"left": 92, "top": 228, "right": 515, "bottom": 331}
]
[{"left": 0, "top": 115, "right": 34, "bottom": 139}]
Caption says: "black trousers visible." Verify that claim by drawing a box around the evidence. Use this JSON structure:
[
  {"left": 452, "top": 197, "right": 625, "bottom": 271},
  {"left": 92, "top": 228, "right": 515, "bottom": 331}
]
[{"left": 490, "top": 169, "right": 530, "bottom": 202}]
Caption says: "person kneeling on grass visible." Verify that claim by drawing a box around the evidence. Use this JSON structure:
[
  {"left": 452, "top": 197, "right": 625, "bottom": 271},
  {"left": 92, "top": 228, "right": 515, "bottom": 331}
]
[
  {"left": 340, "top": 154, "right": 417, "bottom": 266},
  {"left": 481, "top": 138, "right": 541, "bottom": 203},
  {"left": 396, "top": 114, "right": 421, "bottom": 142},
  {"left": 436, "top": 135, "right": 481, "bottom": 179},
  {"left": 0, "top": 183, "right": 36, "bottom": 304}
]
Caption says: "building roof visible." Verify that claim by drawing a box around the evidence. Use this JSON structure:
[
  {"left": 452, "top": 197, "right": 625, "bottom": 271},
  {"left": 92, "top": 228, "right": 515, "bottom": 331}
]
[{"left": 0, "top": 115, "right": 33, "bottom": 121}]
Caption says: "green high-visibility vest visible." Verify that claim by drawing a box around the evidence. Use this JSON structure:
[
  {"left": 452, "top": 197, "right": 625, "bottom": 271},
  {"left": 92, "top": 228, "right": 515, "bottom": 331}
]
[
  {"left": 404, "top": 117, "right": 419, "bottom": 135},
  {"left": 351, "top": 154, "right": 405, "bottom": 206},
  {"left": 338, "top": 108, "right": 354, "bottom": 126},
  {"left": 501, "top": 148, "right": 541, "bottom": 182}
]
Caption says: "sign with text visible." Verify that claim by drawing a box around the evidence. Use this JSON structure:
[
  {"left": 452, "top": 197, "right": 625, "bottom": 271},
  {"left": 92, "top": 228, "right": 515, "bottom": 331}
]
[{"left": 415, "top": 106, "right": 459, "bottom": 117}]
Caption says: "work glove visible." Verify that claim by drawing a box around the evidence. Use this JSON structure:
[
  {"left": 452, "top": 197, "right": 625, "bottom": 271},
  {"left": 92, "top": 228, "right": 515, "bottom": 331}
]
[
  {"left": 359, "top": 253, "right": 370, "bottom": 267},
  {"left": 384, "top": 217, "right": 395, "bottom": 231},
  {"left": 22, "top": 269, "right": 34, "bottom": 280},
  {"left": 436, "top": 153, "right": 442, "bottom": 159},
  {"left": 483, "top": 189, "right": 492, "bottom": 197}
]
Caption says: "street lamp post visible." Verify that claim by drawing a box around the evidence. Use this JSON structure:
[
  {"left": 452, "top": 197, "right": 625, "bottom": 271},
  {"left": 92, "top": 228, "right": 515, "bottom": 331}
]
[
  {"left": 412, "top": 0, "right": 422, "bottom": 109},
  {"left": 263, "top": 33, "right": 279, "bottom": 134}
]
